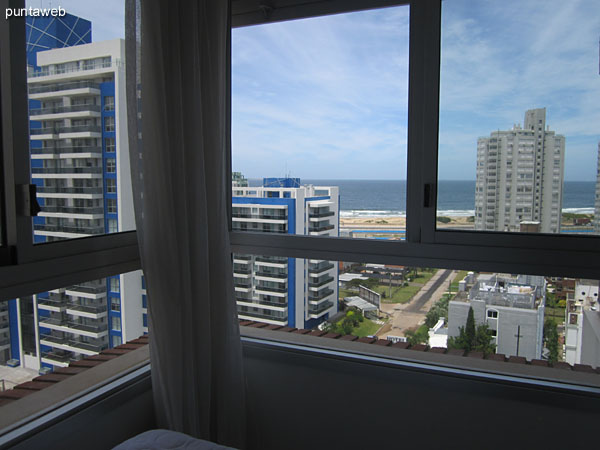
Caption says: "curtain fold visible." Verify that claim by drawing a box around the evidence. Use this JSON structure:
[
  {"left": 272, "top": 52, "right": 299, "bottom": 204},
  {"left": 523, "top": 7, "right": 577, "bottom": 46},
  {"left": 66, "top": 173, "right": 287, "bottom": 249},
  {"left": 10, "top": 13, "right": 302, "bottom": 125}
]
[{"left": 125, "top": 1, "right": 245, "bottom": 447}]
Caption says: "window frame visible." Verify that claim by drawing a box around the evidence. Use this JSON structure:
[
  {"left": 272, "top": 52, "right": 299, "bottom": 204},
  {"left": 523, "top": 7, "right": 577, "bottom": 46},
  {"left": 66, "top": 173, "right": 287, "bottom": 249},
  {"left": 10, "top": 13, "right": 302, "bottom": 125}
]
[
  {"left": 0, "top": 0, "right": 140, "bottom": 300},
  {"left": 229, "top": 0, "right": 600, "bottom": 281}
]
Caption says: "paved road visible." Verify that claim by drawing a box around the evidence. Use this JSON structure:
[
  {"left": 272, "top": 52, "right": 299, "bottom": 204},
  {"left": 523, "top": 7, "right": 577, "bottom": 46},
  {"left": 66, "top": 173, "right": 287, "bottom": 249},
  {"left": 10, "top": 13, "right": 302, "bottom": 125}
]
[
  {"left": 404, "top": 269, "right": 453, "bottom": 313},
  {"left": 378, "top": 269, "right": 456, "bottom": 338}
]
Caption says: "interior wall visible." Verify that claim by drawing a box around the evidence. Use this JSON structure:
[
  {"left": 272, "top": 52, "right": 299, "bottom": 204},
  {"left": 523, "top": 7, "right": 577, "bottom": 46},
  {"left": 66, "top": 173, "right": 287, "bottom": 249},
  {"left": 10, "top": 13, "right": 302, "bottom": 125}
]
[{"left": 243, "top": 343, "right": 600, "bottom": 450}]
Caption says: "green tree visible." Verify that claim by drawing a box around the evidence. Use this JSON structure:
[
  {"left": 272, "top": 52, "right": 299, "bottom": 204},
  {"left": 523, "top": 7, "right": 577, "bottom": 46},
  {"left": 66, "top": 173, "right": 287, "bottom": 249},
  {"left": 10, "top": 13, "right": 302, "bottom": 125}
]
[
  {"left": 465, "top": 307, "right": 476, "bottom": 349},
  {"left": 544, "top": 319, "right": 559, "bottom": 364},
  {"left": 405, "top": 325, "right": 429, "bottom": 346},
  {"left": 473, "top": 324, "right": 495, "bottom": 355}
]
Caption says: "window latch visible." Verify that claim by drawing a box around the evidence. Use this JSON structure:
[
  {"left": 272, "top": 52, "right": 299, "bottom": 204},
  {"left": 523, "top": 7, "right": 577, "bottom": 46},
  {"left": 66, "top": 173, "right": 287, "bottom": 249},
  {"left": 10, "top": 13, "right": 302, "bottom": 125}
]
[
  {"left": 423, "top": 183, "right": 434, "bottom": 208},
  {"left": 16, "top": 184, "right": 41, "bottom": 217}
]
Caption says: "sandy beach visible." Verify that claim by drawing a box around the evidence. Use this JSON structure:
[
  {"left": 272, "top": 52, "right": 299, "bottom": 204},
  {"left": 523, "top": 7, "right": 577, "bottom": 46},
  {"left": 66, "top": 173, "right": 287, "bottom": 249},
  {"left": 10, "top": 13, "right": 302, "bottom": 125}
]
[{"left": 339, "top": 215, "right": 475, "bottom": 230}]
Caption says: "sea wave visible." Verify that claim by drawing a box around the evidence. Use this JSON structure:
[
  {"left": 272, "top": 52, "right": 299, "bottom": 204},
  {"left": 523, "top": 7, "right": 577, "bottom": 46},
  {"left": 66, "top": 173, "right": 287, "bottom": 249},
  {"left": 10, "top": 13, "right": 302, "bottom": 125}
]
[
  {"left": 562, "top": 207, "right": 595, "bottom": 214},
  {"left": 340, "top": 210, "right": 405, "bottom": 218}
]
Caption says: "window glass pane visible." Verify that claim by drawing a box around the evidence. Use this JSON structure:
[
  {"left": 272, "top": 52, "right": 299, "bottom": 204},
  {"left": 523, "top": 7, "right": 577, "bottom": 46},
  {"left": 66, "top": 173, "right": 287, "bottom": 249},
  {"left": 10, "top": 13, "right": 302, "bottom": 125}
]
[
  {"left": 437, "top": 0, "right": 600, "bottom": 236},
  {"left": 26, "top": 2, "right": 135, "bottom": 245},
  {"left": 235, "top": 256, "right": 600, "bottom": 371},
  {"left": 0, "top": 269, "right": 142, "bottom": 378},
  {"left": 232, "top": 5, "right": 409, "bottom": 241}
]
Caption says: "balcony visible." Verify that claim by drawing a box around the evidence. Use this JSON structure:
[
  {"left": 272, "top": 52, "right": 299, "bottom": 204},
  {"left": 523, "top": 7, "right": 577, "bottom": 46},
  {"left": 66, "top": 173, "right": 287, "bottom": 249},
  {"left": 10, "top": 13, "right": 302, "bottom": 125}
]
[
  {"left": 308, "top": 276, "right": 334, "bottom": 289},
  {"left": 40, "top": 334, "right": 105, "bottom": 355},
  {"left": 308, "top": 288, "right": 334, "bottom": 302},
  {"left": 66, "top": 303, "right": 108, "bottom": 318},
  {"left": 31, "top": 167, "right": 103, "bottom": 174},
  {"left": 37, "top": 186, "right": 104, "bottom": 195},
  {"left": 31, "top": 146, "right": 103, "bottom": 155},
  {"left": 237, "top": 310, "right": 287, "bottom": 324},
  {"left": 40, "top": 206, "right": 104, "bottom": 215},
  {"left": 58, "top": 125, "right": 102, "bottom": 134},
  {"left": 34, "top": 224, "right": 105, "bottom": 236},
  {"left": 29, "top": 104, "right": 101, "bottom": 116},
  {"left": 308, "top": 301, "right": 334, "bottom": 318},
  {"left": 233, "top": 267, "right": 251, "bottom": 275},
  {"left": 255, "top": 285, "right": 287, "bottom": 294},
  {"left": 309, "top": 210, "right": 335, "bottom": 219},
  {"left": 308, "top": 262, "right": 334, "bottom": 274},
  {"left": 29, "top": 61, "right": 112, "bottom": 78},
  {"left": 41, "top": 351, "right": 74, "bottom": 367},
  {"left": 28, "top": 80, "right": 101, "bottom": 95},
  {"left": 254, "top": 256, "right": 287, "bottom": 267},
  {"left": 309, "top": 224, "right": 335, "bottom": 234},
  {"left": 255, "top": 271, "right": 287, "bottom": 280},
  {"left": 37, "top": 295, "right": 68, "bottom": 312}
]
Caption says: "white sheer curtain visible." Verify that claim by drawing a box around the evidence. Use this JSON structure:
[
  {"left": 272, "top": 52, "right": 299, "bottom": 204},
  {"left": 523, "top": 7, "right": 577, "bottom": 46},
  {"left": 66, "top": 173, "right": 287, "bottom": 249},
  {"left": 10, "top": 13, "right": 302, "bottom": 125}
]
[{"left": 125, "top": 1, "right": 245, "bottom": 447}]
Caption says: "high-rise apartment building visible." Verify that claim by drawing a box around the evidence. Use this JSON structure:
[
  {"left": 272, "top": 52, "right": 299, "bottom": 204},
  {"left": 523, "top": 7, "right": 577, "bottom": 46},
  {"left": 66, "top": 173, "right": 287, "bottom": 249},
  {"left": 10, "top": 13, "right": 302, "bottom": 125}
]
[
  {"left": 475, "top": 108, "right": 565, "bottom": 233},
  {"left": 594, "top": 143, "right": 600, "bottom": 234},
  {"left": 232, "top": 178, "right": 339, "bottom": 329},
  {"left": 3, "top": 33, "right": 144, "bottom": 371}
]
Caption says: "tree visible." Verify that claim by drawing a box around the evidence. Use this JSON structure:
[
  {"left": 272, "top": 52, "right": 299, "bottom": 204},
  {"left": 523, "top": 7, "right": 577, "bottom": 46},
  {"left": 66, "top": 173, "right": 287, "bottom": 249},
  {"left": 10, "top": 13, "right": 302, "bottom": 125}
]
[
  {"left": 465, "top": 307, "right": 476, "bottom": 350},
  {"left": 544, "top": 319, "right": 559, "bottom": 364},
  {"left": 406, "top": 325, "right": 428, "bottom": 346},
  {"left": 448, "top": 307, "right": 495, "bottom": 356}
]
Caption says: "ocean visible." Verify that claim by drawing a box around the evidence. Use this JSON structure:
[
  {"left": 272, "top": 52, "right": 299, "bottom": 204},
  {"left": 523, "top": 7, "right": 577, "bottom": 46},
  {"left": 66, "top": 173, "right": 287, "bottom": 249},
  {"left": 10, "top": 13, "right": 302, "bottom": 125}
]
[{"left": 247, "top": 179, "right": 596, "bottom": 217}]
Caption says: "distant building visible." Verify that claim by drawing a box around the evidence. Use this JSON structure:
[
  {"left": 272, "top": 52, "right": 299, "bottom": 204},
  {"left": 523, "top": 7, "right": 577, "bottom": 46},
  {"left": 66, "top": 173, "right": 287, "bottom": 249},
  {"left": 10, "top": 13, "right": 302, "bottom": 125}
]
[
  {"left": 564, "top": 279, "right": 600, "bottom": 368},
  {"left": 232, "top": 178, "right": 339, "bottom": 329},
  {"left": 475, "top": 108, "right": 565, "bottom": 233},
  {"left": 448, "top": 274, "right": 546, "bottom": 361},
  {"left": 594, "top": 143, "right": 600, "bottom": 234}
]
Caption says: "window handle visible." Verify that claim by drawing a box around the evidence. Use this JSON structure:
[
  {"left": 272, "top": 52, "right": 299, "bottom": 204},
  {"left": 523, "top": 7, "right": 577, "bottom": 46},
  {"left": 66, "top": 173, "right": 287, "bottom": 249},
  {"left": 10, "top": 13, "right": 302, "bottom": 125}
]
[
  {"left": 16, "top": 184, "right": 41, "bottom": 217},
  {"left": 423, "top": 183, "right": 434, "bottom": 208}
]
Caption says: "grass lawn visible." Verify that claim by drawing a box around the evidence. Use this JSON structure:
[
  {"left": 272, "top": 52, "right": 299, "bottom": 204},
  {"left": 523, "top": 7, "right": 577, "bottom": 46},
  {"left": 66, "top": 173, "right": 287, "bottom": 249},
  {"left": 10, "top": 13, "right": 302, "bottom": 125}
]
[
  {"left": 376, "top": 284, "right": 422, "bottom": 304},
  {"left": 450, "top": 270, "right": 470, "bottom": 291},
  {"left": 351, "top": 319, "right": 381, "bottom": 338},
  {"left": 545, "top": 306, "right": 565, "bottom": 323},
  {"left": 411, "top": 270, "right": 435, "bottom": 285},
  {"left": 339, "top": 288, "right": 357, "bottom": 299}
]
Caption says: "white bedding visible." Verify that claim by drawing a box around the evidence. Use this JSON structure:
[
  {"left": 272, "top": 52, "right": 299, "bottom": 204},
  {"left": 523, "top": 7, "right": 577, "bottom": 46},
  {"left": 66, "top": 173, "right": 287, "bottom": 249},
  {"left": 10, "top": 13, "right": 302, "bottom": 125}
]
[{"left": 113, "top": 429, "right": 237, "bottom": 450}]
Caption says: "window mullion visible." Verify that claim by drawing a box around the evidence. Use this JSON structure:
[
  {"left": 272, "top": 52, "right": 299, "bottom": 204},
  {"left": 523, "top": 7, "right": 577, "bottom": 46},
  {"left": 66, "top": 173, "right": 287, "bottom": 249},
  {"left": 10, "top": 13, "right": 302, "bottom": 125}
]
[{"left": 406, "top": 0, "right": 441, "bottom": 244}]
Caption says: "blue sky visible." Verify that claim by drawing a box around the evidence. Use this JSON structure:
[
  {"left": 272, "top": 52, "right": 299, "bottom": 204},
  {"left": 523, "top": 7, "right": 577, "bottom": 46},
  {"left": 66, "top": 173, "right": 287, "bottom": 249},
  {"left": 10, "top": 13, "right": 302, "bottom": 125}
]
[
  {"left": 233, "top": 0, "right": 600, "bottom": 181},
  {"left": 31, "top": 1, "right": 599, "bottom": 181}
]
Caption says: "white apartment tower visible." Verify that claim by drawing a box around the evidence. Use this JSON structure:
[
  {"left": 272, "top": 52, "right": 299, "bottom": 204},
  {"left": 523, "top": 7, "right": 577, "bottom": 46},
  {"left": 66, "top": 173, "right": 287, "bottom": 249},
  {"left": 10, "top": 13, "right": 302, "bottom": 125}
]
[
  {"left": 19, "top": 40, "right": 144, "bottom": 370},
  {"left": 475, "top": 108, "right": 565, "bottom": 233},
  {"left": 232, "top": 178, "right": 339, "bottom": 329}
]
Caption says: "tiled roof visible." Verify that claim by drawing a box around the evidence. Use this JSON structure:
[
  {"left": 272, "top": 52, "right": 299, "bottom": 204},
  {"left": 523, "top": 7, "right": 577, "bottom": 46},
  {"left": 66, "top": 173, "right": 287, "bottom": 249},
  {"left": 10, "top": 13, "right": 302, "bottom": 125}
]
[{"left": 0, "top": 336, "right": 148, "bottom": 408}]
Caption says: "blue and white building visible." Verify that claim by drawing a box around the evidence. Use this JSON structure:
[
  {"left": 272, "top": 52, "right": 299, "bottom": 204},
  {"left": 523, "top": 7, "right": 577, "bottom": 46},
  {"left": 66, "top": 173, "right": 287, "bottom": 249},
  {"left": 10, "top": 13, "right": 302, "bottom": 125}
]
[
  {"left": 3, "top": 16, "right": 144, "bottom": 371},
  {"left": 232, "top": 178, "right": 339, "bottom": 329}
]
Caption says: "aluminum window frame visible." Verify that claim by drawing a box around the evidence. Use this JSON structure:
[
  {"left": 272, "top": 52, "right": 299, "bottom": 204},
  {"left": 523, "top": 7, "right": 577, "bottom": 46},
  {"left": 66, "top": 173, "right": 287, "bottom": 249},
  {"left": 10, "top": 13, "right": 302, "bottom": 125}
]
[
  {"left": 0, "top": 0, "right": 140, "bottom": 300},
  {"left": 229, "top": 0, "right": 600, "bottom": 281}
]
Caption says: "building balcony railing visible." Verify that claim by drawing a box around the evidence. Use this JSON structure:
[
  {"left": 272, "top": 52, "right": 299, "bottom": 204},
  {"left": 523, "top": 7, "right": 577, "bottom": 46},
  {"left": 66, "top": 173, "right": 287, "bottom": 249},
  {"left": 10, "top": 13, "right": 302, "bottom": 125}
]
[
  {"left": 38, "top": 296, "right": 68, "bottom": 308},
  {"left": 237, "top": 298, "right": 287, "bottom": 309},
  {"left": 308, "top": 289, "right": 334, "bottom": 302},
  {"left": 234, "top": 254, "right": 252, "bottom": 261},
  {"left": 67, "top": 340, "right": 105, "bottom": 353},
  {"left": 308, "top": 262, "right": 334, "bottom": 274},
  {"left": 29, "top": 61, "right": 112, "bottom": 78},
  {"left": 0, "top": 338, "right": 10, "bottom": 347},
  {"left": 232, "top": 212, "right": 287, "bottom": 220},
  {"left": 308, "top": 301, "right": 334, "bottom": 315},
  {"left": 309, "top": 225, "right": 335, "bottom": 233},
  {"left": 30, "top": 127, "right": 57, "bottom": 135},
  {"left": 37, "top": 186, "right": 104, "bottom": 195},
  {"left": 309, "top": 211, "right": 335, "bottom": 218},
  {"left": 255, "top": 285, "right": 287, "bottom": 293},
  {"left": 34, "top": 224, "right": 105, "bottom": 235},
  {"left": 29, "top": 104, "right": 101, "bottom": 115},
  {"left": 39, "top": 317, "right": 68, "bottom": 327},
  {"left": 66, "top": 303, "right": 108, "bottom": 314},
  {"left": 237, "top": 310, "right": 287, "bottom": 322},
  {"left": 308, "top": 276, "right": 334, "bottom": 288},
  {"left": 40, "top": 333, "right": 68, "bottom": 345},
  {"left": 255, "top": 256, "right": 287, "bottom": 264},
  {"left": 32, "top": 167, "right": 103, "bottom": 174},
  {"left": 41, "top": 351, "right": 74, "bottom": 364},
  {"left": 41, "top": 206, "right": 104, "bottom": 215},
  {"left": 58, "top": 125, "right": 102, "bottom": 134},
  {"left": 255, "top": 271, "right": 287, "bottom": 279},
  {"left": 31, "top": 146, "right": 103, "bottom": 155},
  {"left": 233, "top": 267, "right": 251, "bottom": 275},
  {"left": 67, "top": 284, "right": 107, "bottom": 294},
  {"left": 28, "top": 80, "right": 101, "bottom": 94},
  {"left": 66, "top": 322, "right": 108, "bottom": 333}
]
